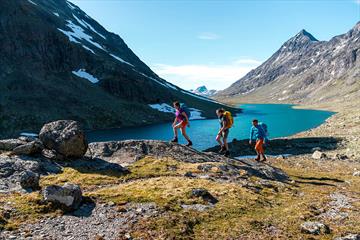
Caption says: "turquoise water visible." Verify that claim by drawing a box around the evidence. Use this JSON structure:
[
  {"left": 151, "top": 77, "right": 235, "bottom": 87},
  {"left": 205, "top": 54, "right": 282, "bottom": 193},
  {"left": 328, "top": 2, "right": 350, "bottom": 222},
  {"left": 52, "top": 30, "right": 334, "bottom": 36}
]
[{"left": 87, "top": 104, "right": 334, "bottom": 150}]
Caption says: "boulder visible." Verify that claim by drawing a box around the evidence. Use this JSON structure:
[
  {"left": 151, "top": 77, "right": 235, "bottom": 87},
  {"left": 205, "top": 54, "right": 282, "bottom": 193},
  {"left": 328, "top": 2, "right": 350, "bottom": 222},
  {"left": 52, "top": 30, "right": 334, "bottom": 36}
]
[
  {"left": 300, "top": 221, "right": 330, "bottom": 235},
  {"left": 312, "top": 150, "right": 327, "bottom": 160},
  {"left": 190, "top": 188, "right": 218, "bottom": 204},
  {"left": 19, "top": 170, "right": 40, "bottom": 190},
  {"left": 39, "top": 120, "right": 88, "bottom": 159},
  {"left": 353, "top": 171, "right": 360, "bottom": 177},
  {"left": 13, "top": 141, "right": 43, "bottom": 156},
  {"left": 0, "top": 139, "right": 24, "bottom": 151},
  {"left": 334, "top": 234, "right": 360, "bottom": 240},
  {"left": 43, "top": 183, "right": 82, "bottom": 210}
]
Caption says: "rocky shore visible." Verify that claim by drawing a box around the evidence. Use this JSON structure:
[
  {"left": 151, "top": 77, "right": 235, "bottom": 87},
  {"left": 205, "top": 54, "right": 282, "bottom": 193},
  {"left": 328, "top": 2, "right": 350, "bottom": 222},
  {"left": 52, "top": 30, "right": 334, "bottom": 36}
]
[{"left": 0, "top": 113, "right": 359, "bottom": 239}]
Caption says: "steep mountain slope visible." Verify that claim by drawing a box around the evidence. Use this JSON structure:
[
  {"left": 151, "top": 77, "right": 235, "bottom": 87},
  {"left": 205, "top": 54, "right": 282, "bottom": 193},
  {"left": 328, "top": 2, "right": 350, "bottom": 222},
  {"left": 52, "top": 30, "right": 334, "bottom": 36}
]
[
  {"left": 0, "top": 0, "right": 233, "bottom": 138},
  {"left": 216, "top": 22, "right": 360, "bottom": 104}
]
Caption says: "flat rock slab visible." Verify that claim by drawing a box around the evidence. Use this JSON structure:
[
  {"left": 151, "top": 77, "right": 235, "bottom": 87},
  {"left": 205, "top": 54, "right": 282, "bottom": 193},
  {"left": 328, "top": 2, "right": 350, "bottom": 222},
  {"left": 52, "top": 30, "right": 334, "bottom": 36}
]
[{"left": 87, "top": 140, "right": 289, "bottom": 182}]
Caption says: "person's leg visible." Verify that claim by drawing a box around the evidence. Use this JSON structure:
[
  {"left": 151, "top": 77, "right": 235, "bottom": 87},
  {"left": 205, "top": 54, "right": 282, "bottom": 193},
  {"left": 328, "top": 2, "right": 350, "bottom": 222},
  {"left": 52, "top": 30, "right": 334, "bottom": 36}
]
[
  {"left": 258, "top": 139, "right": 266, "bottom": 161},
  {"left": 216, "top": 134, "right": 223, "bottom": 146},
  {"left": 223, "top": 130, "right": 230, "bottom": 157},
  {"left": 171, "top": 124, "right": 181, "bottom": 142},
  {"left": 180, "top": 123, "right": 192, "bottom": 146},
  {"left": 254, "top": 140, "right": 261, "bottom": 161}
]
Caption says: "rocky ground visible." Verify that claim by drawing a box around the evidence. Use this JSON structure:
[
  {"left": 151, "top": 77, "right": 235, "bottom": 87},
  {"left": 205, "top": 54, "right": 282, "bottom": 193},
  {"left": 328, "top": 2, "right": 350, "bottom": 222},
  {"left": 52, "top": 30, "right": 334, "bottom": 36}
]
[{"left": 0, "top": 101, "right": 360, "bottom": 239}]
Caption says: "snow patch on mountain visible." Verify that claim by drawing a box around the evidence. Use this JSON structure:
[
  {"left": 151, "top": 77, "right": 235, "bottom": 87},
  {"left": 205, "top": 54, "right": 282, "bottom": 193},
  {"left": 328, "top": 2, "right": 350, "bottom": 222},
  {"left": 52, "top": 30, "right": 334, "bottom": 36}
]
[
  {"left": 57, "top": 20, "right": 105, "bottom": 51},
  {"left": 72, "top": 69, "right": 99, "bottom": 83},
  {"left": 72, "top": 14, "right": 106, "bottom": 39},
  {"left": 190, "top": 86, "right": 217, "bottom": 97},
  {"left": 110, "top": 54, "right": 134, "bottom": 67},
  {"left": 53, "top": 12, "right": 59, "bottom": 17},
  {"left": 149, "top": 104, "right": 174, "bottom": 113},
  {"left": 189, "top": 108, "right": 206, "bottom": 120},
  {"left": 28, "top": 0, "right": 37, "bottom": 6}
]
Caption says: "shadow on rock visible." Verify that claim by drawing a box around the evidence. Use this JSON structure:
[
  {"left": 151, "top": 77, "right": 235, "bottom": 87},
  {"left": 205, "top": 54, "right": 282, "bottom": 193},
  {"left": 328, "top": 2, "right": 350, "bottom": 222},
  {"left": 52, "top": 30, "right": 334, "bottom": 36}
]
[{"left": 206, "top": 137, "right": 342, "bottom": 157}]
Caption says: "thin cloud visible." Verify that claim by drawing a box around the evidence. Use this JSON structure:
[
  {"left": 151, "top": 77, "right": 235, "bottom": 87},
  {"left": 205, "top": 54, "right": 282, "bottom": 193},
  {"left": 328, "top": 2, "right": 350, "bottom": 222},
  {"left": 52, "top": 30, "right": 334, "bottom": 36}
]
[
  {"left": 355, "top": 0, "right": 360, "bottom": 4},
  {"left": 152, "top": 59, "right": 262, "bottom": 90},
  {"left": 197, "top": 32, "right": 221, "bottom": 40}
]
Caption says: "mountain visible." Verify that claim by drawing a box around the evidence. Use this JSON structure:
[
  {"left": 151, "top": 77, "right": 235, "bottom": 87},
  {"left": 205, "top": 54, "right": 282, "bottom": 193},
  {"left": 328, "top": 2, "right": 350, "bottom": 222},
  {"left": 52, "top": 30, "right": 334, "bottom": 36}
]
[
  {"left": 216, "top": 22, "right": 360, "bottom": 104},
  {"left": 0, "top": 0, "right": 235, "bottom": 138},
  {"left": 190, "top": 86, "right": 217, "bottom": 97}
]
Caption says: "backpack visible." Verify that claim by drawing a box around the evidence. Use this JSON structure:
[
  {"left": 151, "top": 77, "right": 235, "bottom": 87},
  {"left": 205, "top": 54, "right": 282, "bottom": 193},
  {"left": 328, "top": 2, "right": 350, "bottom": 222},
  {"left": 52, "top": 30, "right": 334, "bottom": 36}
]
[
  {"left": 223, "top": 111, "right": 234, "bottom": 128},
  {"left": 259, "top": 122, "right": 268, "bottom": 136},
  {"left": 180, "top": 103, "right": 191, "bottom": 119}
]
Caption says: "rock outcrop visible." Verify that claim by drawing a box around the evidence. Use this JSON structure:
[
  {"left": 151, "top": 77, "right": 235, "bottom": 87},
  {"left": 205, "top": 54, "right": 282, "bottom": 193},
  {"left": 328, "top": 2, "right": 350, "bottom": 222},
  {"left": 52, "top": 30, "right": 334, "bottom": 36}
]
[
  {"left": 88, "top": 140, "right": 289, "bottom": 182},
  {"left": 39, "top": 120, "right": 88, "bottom": 159}
]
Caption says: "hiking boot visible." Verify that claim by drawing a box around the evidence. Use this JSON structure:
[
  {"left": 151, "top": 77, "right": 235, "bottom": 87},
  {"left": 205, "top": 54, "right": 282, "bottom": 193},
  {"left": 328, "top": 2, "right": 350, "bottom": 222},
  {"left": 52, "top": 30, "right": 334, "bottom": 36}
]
[
  {"left": 224, "top": 151, "right": 230, "bottom": 157},
  {"left": 171, "top": 137, "right": 178, "bottom": 143},
  {"left": 219, "top": 146, "right": 226, "bottom": 153},
  {"left": 186, "top": 141, "right": 193, "bottom": 147},
  {"left": 254, "top": 156, "right": 260, "bottom": 161}
]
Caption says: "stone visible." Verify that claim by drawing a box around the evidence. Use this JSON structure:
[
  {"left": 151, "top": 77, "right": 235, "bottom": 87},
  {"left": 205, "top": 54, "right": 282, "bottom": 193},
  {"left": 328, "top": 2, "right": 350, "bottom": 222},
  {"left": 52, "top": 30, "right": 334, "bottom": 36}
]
[
  {"left": 19, "top": 170, "right": 40, "bottom": 190},
  {"left": 190, "top": 188, "right": 218, "bottom": 204},
  {"left": 43, "top": 183, "right": 83, "bottom": 210},
  {"left": 300, "top": 221, "right": 330, "bottom": 235},
  {"left": 353, "top": 171, "right": 360, "bottom": 177},
  {"left": 312, "top": 150, "right": 327, "bottom": 159},
  {"left": 0, "top": 139, "right": 24, "bottom": 151},
  {"left": 13, "top": 141, "right": 43, "bottom": 156},
  {"left": 312, "top": 147, "right": 322, "bottom": 152},
  {"left": 334, "top": 234, "right": 360, "bottom": 240},
  {"left": 39, "top": 120, "right": 88, "bottom": 159}
]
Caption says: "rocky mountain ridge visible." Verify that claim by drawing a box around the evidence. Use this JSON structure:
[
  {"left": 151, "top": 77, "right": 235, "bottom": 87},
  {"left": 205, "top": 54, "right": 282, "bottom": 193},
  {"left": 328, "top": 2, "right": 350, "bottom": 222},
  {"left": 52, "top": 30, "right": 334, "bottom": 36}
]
[{"left": 216, "top": 22, "right": 360, "bottom": 104}]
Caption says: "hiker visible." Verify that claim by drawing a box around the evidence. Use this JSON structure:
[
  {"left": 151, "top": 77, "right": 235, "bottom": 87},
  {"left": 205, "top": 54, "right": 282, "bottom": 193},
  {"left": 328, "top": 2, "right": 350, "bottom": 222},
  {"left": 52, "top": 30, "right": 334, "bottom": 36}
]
[
  {"left": 171, "top": 101, "right": 193, "bottom": 147},
  {"left": 216, "top": 108, "right": 233, "bottom": 157},
  {"left": 249, "top": 119, "right": 267, "bottom": 161}
]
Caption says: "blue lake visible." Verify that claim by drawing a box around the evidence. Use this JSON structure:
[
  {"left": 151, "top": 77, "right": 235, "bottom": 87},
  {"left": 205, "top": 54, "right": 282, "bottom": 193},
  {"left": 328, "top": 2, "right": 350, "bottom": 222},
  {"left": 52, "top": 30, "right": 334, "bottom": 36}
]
[{"left": 87, "top": 104, "right": 335, "bottom": 150}]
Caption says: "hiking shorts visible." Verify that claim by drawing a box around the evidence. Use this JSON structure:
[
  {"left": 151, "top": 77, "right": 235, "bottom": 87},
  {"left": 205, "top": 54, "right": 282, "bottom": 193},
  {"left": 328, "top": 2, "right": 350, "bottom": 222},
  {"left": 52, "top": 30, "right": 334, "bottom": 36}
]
[
  {"left": 179, "top": 120, "right": 188, "bottom": 128},
  {"left": 255, "top": 138, "right": 264, "bottom": 154},
  {"left": 222, "top": 129, "right": 229, "bottom": 139}
]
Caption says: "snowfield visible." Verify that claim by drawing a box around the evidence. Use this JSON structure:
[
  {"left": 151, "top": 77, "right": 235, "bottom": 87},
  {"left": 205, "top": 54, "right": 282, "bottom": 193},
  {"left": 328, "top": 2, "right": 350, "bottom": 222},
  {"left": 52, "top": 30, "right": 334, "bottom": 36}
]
[
  {"left": 57, "top": 20, "right": 105, "bottom": 51},
  {"left": 148, "top": 104, "right": 206, "bottom": 120},
  {"left": 72, "top": 69, "right": 99, "bottom": 83}
]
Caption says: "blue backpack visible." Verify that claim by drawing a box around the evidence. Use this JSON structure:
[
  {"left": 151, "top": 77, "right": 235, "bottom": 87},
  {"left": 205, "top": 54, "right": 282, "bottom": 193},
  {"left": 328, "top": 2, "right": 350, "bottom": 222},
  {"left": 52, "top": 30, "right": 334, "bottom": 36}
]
[{"left": 180, "top": 103, "right": 192, "bottom": 119}]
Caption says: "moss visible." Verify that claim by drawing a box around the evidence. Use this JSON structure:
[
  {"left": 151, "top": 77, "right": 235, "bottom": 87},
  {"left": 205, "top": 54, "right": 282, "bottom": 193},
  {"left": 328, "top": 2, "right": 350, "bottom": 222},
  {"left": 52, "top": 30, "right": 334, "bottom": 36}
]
[{"left": 0, "top": 192, "right": 62, "bottom": 230}]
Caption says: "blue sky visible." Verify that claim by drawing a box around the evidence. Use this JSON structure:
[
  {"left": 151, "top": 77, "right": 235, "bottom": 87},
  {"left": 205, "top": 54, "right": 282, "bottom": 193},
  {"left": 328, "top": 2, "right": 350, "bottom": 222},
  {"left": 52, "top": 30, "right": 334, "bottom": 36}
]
[{"left": 70, "top": 0, "right": 360, "bottom": 90}]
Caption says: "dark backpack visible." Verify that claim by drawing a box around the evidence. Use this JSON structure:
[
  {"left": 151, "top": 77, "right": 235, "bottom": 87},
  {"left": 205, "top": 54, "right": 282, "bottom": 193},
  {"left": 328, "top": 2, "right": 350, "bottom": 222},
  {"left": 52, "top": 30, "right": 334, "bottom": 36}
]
[{"left": 180, "top": 103, "right": 191, "bottom": 119}]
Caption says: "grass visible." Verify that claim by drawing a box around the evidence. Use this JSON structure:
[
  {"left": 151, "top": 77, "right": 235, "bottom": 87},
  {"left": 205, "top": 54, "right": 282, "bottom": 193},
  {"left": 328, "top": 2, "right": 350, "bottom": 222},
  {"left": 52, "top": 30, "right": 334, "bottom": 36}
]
[
  {"left": 1, "top": 156, "right": 359, "bottom": 239},
  {"left": 0, "top": 192, "right": 62, "bottom": 230}
]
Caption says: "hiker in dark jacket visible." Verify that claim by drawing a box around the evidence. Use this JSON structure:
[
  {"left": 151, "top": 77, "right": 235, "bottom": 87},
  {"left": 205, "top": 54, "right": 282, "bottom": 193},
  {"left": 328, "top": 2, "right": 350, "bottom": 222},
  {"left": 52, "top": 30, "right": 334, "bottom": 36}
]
[{"left": 171, "top": 101, "right": 193, "bottom": 147}]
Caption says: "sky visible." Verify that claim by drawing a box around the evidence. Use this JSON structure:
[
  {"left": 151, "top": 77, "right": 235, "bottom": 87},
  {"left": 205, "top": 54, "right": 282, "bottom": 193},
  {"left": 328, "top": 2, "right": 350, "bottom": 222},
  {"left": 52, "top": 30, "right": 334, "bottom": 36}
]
[{"left": 70, "top": 0, "right": 360, "bottom": 90}]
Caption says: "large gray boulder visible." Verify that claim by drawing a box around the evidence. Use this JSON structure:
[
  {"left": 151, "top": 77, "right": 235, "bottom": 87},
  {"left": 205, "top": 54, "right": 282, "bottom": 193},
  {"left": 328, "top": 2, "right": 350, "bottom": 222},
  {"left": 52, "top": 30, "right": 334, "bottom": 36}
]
[
  {"left": 43, "top": 183, "right": 83, "bottom": 210},
  {"left": 39, "top": 120, "right": 88, "bottom": 159}
]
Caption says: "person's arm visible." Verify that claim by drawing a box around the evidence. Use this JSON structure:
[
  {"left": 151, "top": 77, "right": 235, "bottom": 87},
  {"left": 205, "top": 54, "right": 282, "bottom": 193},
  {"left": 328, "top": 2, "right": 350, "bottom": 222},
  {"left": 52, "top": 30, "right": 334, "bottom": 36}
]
[
  {"left": 217, "top": 118, "right": 227, "bottom": 135},
  {"left": 181, "top": 111, "right": 190, "bottom": 127},
  {"left": 172, "top": 117, "right": 177, "bottom": 127},
  {"left": 249, "top": 127, "right": 254, "bottom": 144}
]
